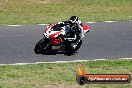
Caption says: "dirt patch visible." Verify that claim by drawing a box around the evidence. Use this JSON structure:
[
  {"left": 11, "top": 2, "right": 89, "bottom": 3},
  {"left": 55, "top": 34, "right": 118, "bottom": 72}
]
[
  {"left": 0, "top": 0, "right": 66, "bottom": 3},
  {"left": 43, "top": 83, "right": 82, "bottom": 88},
  {"left": 38, "top": 0, "right": 66, "bottom": 3}
]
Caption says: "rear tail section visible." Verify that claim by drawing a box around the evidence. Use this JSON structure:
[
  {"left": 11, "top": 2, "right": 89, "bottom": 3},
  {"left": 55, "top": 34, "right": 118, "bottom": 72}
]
[{"left": 82, "top": 25, "right": 90, "bottom": 33}]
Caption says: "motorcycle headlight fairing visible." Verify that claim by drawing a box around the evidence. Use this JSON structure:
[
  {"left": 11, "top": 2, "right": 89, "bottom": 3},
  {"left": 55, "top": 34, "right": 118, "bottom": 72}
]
[{"left": 43, "top": 33, "right": 50, "bottom": 38}]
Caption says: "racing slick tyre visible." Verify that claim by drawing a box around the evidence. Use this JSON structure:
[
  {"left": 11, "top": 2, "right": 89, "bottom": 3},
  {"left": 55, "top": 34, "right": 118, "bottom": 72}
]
[
  {"left": 34, "top": 38, "right": 52, "bottom": 54},
  {"left": 65, "top": 39, "right": 82, "bottom": 55},
  {"left": 64, "top": 41, "right": 75, "bottom": 56}
]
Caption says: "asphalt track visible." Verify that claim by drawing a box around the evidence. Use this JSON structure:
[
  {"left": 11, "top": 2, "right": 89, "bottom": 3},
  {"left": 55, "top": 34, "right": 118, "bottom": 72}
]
[{"left": 0, "top": 21, "right": 132, "bottom": 64}]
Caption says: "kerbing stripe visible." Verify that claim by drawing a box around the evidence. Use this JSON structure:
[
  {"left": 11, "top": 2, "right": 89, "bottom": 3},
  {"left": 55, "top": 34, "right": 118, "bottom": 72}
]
[
  {"left": 74, "top": 60, "right": 89, "bottom": 62},
  {"left": 120, "top": 58, "right": 132, "bottom": 60},
  {"left": 93, "top": 59, "right": 107, "bottom": 61},
  {"left": 8, "top": 25, "right": 21, "bottom": 26},
  {"left": 104, "top": 21, "right": 115, "bottom": 22},
  {"left": 37, "top": 24, "right": 49, "bottom": 25},
  {"left": 0, "top": 58, "right": 132, "bottom": 66},
  {"left": 86, "top": 22, "right": 96, "bottom": 24},
  {"left": 0, "top": 60, "right": 90, "bottom": 66},
  {"left": 5, "top": 20, "right": 132, "bottom": 27}
]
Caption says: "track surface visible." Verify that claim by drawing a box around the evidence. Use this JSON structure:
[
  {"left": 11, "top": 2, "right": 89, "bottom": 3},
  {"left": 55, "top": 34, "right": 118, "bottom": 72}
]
[{"left": 0, "top": 21, "right": 132, "bottom": 64}]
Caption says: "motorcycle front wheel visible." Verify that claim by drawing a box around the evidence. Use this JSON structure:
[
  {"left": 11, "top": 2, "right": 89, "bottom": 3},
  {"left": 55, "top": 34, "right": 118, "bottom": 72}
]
[{"left": 34, "top": 38, "right": 51, "bottom": 54}]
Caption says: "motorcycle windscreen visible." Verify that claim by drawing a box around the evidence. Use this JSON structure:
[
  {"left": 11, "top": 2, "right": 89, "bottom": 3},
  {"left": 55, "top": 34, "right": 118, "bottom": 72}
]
[{"left": 51, "top": 24, "right": 64, "bottom": 31}]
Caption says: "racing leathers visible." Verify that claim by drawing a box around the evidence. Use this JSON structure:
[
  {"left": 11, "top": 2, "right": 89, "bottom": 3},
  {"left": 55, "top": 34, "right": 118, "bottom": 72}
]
[
  {"left": 57, "top": 20, "right": 84, "bottom": 49},
  {"left": 57, "top": 20, "right": 84, "bottom": 39}
]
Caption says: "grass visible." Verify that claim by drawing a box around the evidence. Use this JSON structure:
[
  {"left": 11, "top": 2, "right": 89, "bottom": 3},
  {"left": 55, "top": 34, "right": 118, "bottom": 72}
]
[
  {"left": 0, "top": 0, "right": 132, "bottom": 25},
  {"left": 0, "top": 60, "right": 132, "bottom": 88},
  {"left": 0, "top": 1, "right": 132, "bottom": 87}
]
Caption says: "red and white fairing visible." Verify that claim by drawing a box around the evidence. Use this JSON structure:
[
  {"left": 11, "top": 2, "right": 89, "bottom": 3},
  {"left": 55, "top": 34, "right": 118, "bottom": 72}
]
[
  {"left": 82, "top": 24, "right": 90, "bottom": 33},
  {"left": 43, "top": 23, "right": 90, "bottom": 46},
  {"left": 43, "top": 24, "right": 64, "bottom": 46}
]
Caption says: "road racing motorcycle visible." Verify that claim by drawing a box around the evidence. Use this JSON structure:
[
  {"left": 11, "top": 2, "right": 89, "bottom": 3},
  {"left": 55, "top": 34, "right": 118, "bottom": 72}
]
[{"left": 34, "top": 23, "right": 90, "bottom": 55}]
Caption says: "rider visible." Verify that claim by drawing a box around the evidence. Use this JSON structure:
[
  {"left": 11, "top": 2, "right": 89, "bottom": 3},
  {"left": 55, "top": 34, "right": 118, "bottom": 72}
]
[
  {"left": 68, "top": 16, "right": 84, "bottom": 39},
  {"left": 57, "top": 16, "right": 84, "bottom": 50},
  {"left": 58, "top": 16, "right": 84, "bottom": 39}
]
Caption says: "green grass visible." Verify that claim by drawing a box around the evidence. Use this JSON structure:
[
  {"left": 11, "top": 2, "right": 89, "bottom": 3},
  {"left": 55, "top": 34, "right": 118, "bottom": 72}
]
[
  {"left": 0, "top": 60, "right": 132, "bottom": 88},
  {"left": 0, "top": 0, "right": 132, "bottom": 25}
]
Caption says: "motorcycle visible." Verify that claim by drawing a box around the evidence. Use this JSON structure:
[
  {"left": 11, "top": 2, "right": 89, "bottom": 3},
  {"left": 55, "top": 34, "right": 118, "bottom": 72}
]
[{"left": 34, "top": 23, "right": 90, "bottom": 55}]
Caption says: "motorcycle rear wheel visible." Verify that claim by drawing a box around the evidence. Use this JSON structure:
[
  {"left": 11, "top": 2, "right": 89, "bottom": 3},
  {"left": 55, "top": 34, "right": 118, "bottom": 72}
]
[{"left": 64, "top": 40, "right": 82, "bottom": 55}]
